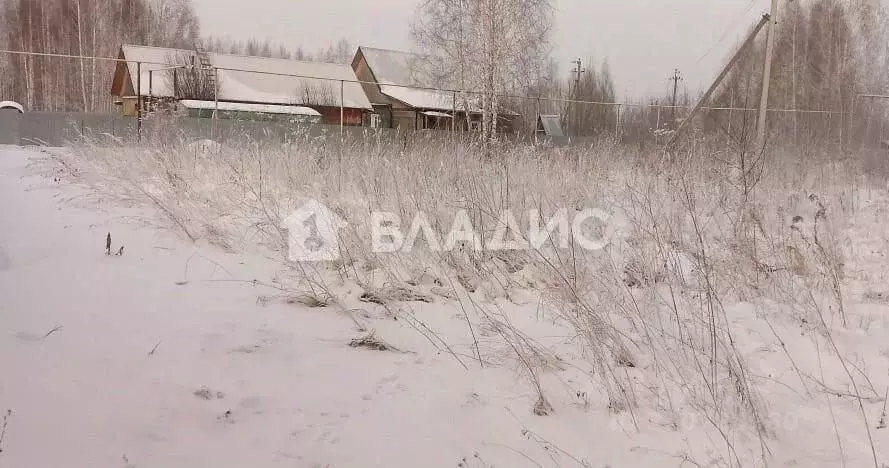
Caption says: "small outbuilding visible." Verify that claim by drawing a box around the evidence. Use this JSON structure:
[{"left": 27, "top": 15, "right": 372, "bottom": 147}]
[
  {"left": 536, "top": 114, "right": 564, "bottom": 137},
  {"left": 177, "top": 100, "right": 322, "bottom": 124}
]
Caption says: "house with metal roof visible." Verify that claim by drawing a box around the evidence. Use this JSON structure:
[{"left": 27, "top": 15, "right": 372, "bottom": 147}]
[
  {"left": 352, "top": 46, "right": 518, "bottom": 132},
  {"left": 111, "top": 45, "right": 372, "bottom": 126}
]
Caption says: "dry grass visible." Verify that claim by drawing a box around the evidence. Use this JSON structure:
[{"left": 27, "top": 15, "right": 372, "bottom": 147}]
[{"left": 64, "top": 127, "right": 888, "bottom": 467}]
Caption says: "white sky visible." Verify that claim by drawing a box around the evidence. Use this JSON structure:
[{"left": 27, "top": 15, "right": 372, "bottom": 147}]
[{"left": 192, "top": 0, "right": 774, "bottom": 99}]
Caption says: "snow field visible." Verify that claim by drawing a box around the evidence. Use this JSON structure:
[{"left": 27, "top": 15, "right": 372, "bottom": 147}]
[{"left": 1, "top": 138, "right": 888, "bottom": 467}]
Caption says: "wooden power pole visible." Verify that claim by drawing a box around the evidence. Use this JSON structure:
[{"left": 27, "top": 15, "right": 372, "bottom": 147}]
[
  {"left": 668, "top": 14, "right": 771, "bottom": 148},
  {"left": 571, "top": 58, "right": 585, "bottom": 91},
  {"left": 669, "top": 69, "right": 682, "bottom": 125},
  {"left": 756, "top": 0, "right": 780, "bottom": 150},
  {"left": 569, "top": 58, "right": 585, "bottom": 136}
]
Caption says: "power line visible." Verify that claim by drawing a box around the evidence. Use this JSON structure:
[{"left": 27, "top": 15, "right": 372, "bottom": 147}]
[
  {"left": 695, "top": 0, "right": 758, "bottom": 66},
  {"left": 0, "top": 48, "right": 850, "bottom": 115}
]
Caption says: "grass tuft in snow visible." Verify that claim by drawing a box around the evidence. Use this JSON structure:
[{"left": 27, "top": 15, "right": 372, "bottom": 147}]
[
  {"left": 0, "top": 409, "right": 10, "bottom": 455},
  {"left": 349, "top": 330, "right": 400, "bottom": 352}
]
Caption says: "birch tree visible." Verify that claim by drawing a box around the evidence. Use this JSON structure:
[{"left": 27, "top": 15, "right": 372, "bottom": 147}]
[
  {"left": 0, "top": 0, "right": 200, "bottom": 111},
  {"left": 146, "top": 0, "right": 200, "bottom": 49},
  {"left": 76, "top": 0, "right": 89, "bottom": 111},
  {"left": 412, "top": 0, "right": 554, "bottom": 140}
]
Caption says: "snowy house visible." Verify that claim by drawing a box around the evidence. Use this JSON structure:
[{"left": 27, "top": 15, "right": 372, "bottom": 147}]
[
  {"left": 351, "top": 46, "right": 516, "bottom": 132},
  {"left": 110, "top": 45, "right": 372, "bottom": 126}
]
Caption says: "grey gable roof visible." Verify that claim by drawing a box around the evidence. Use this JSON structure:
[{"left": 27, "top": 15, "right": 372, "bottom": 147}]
[
  {"left": 358, "top": 46, "right": 473, "bottom": 112},
  {"left": 357, "top": 46, "right": 424, "bottom": 87},
  {"left": 118, "top": 44, "right": 372, "bottom": 110},
  {"left": 357, "top": 46, "right": 523, "bottom": 116}
]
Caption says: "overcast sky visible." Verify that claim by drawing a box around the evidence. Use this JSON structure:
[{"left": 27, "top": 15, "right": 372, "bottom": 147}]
[{"left": 192, "top": 0, "right": 773, "bottom": 99}]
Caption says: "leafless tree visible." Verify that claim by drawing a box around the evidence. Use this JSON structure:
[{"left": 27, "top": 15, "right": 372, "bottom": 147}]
[
  {"left": 293, "top": 81, "right": 339, "bottom": 107},
  {"left": 166, "top": 51, "right": 216, "bottom": 101},
  {"left": 203, "top": 36, "right": 354, "bottom": 63},
  {"left": 412, "top": 0, "right": 554, "bottom": 141},
  {"left": 145, "top": 0, "right": 200, "bottom": 50},
  {"left": 317, "top": 38, "right": 354, "bottom": 64},
  {"left": 0, "top": 0, "right": 200, "bottom": 112}
]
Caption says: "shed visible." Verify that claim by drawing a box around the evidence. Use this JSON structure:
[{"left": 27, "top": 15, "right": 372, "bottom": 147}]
[
  {"left": 178, "top": 100, "right": 322, "bottom": 123},
  {"left": 536, "top": 115, "right": 564, "bottom": 137}
]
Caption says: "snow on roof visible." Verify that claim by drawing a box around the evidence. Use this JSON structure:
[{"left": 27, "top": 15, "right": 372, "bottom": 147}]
[
  {"left": 421, "top": 110, "right": 453, "bottom": 118},
  {"left": 0, "top": 101, "right": 24, "bottom": 113},
  {"left": 379, "top": 85, "right": 459, "bottom": 112},
  {"left": 120, "top": 45, "right": 372, "bottom": 110},
  {"left": 178, "top": 100, "right": 321, "bottom": 116},
  {"left": 359, "top": 47, "right": 424, "bottom": 87},
  {"left": 359, "top": 46, "right": 478, "bottom": 112}
]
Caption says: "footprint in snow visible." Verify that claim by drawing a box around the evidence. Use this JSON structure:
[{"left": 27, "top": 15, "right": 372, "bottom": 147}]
[
  {"left": 461, "top": 392, "right": 487, "bottom": 408},
  {"left": 371, "top": 374, "right": 407, "bottom": 397}
]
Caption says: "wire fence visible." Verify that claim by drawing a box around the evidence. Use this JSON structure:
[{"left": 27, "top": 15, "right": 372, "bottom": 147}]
[{"left": 1, "top": 48, "right": 885, "bottom": 150}]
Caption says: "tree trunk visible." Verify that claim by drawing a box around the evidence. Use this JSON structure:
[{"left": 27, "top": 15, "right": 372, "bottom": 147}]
[
  {"left": 24, "top": 1, "right": 35, "bottom": 110},
  {"left": 77, "top": 0, "right": 89, "bottom": 112}
]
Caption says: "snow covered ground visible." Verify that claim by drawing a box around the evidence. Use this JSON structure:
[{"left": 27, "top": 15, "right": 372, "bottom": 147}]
[{"left": 1, "top": 144, "right": 888, "bottom": 467}]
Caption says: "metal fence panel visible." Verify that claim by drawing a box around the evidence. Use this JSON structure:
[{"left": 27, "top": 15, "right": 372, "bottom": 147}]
[
  {"left": 0, "top": 111, "right": 21, "bottom": 145},
  {"left": 6, "top": 111, "right": 410, "bottom": 148}
]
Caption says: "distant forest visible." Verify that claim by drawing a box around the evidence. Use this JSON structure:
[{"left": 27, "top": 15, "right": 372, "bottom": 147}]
[{"left": 0, "top": 0, "right": 354, "bottom": 112}]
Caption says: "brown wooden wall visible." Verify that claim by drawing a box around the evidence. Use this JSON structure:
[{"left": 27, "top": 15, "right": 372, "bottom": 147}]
[{"left": 315, "top": 106, "right": 364, "bottom": 126}]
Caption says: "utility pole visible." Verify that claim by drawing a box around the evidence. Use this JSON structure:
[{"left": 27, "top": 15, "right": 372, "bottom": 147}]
[
  {"left": 570, "top": 58, "right": 585, "bottom": 136},
  {"left": 669, "top": 68, "right": 682, "bottom": 126},
  {"left": 571, "top": 58, "right": 585, "bottom": 91},
  {"left": 668, "top": 14, "right": 771, "bottom": 148},
  {"left": 756, "top": 0, "right": 779, "bottom": 150}
]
